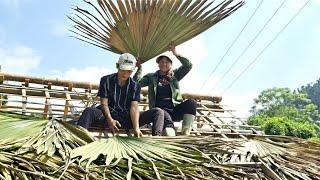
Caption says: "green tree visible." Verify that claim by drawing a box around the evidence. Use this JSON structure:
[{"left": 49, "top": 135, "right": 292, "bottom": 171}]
[
  {"left": 299, "top": 78, "right": 320, "bottom": 112},
  {"left": 248, "top": 87, "right": 320, "bottom": 138},
  {"left": 250, "top": 87, "right": 320, "bottom": 124}
]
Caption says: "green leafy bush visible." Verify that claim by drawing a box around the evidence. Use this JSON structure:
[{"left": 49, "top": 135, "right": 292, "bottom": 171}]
[
  {"left": 263, "top": 117, "right": 287, "bottom": 136},
  {"left": 261, "top": 117, "right": 317, "bottom": 139}
]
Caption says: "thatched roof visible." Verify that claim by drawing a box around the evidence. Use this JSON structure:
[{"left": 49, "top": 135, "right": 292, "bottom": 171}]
[{"left": 0, "top": 73, "right": 319, "bottom": 179}]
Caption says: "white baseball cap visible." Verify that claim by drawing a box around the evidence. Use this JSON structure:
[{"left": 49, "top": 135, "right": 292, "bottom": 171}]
[{"left": 118, "top": 53, "right": 136, "bottom": 71}]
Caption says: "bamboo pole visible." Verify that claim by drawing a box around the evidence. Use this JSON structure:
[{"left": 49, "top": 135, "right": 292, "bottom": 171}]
[{"left": 0, "top": 72, "right": 222, "bottom": 103}]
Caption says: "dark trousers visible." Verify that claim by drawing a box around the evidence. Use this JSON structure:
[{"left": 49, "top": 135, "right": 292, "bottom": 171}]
[
  {"left": 160, "top": 99, "right": 197, "bottom": 127},
  {"left": 77, "top": 107, "right": 164, "bottom": 136}
]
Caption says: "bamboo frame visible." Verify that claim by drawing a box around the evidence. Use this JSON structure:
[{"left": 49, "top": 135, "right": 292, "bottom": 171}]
[{"left": 0, "top": 72, "right": 262, "bottom": 137}]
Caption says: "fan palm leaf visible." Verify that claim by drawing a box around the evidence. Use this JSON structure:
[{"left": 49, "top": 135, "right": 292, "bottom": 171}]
[
  {"left": 71, "top": 136, "right": 207, "bottom": 179},
  {"left": 18, "top": 120, "right": 94, "bottom": 160},
  {"left": 70, "top": 0, "right": 244, "bottom": 62},
  {"left": 0, "top": 111, "right": 48, "bottom": 142},
  {"left": 1, "top": 112, "right": 320, "bottom": 179}
]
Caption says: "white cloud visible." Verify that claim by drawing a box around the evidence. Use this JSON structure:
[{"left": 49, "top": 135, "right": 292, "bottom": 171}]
[
  {"left": 50, "top": 67, "right": 111, "bottom": 83},
  {"left": 177, "top": 35, "right": 218, "bottom": 94},
  {"left": 49, "top": 20, "right": 69, "bottom": 37},
  {"left": 0, "top": 45, "right": 41, "bottom": 74},
  {"left": 177, "top": 35, "right": 208, "bottom": 67}
]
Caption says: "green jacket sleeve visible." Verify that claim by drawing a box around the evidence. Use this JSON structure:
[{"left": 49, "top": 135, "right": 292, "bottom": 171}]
[
  {"left": 133, "top": 67, "right": 149, "bottom": 87},
  {"left": 173, "top": 55, "right": 193, "bottom": 81}
]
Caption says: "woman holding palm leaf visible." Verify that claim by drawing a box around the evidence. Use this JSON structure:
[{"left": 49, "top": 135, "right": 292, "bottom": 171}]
[{"left": 134, "top": 45, "right": 197, "bottom": 136}]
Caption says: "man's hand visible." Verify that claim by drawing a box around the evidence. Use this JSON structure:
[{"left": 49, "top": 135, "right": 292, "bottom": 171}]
[
  {"left": 107, "top": 119, "right": 121, "bottom": 135},
  {"left": 133, "top": 128, "right": 143, "bottom": 138}
]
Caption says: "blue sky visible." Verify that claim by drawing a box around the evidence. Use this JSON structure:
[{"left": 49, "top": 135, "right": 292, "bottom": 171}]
[{"left": 0, "top": 0, "right": 319, "bottom": 117}]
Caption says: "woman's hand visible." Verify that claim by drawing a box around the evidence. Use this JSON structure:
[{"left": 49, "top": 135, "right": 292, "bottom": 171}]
[
  {"left": 169, "top": 44, "right": 178, "bottom": 56},
  {"left": 136, "top": 57, "right": 142, "bottom": 69}
]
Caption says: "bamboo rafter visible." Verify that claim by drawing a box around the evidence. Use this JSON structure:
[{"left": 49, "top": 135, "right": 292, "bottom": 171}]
[{"left": 0, "top": 72, "right": 260, "bottom": 137}]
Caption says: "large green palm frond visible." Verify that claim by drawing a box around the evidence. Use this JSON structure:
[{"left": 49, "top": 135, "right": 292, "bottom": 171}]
[
  {"left": 71, "top": 136, "right": 208, "bottom": 179},
  {"left": 1, "top": 111, "right": 319, "bottom": 179},
  {"left": 0, "top": 112, "right": 96, "bottom": 179},
  {"left": 151, "top": 136, "right": 320, "bottom": 179},
  {"left": 0, "top": 112, "right": 48, "bottom": 143},
  {"left": 218, "top": 137, "right": 320, "bottom": 179},
  {"left": 0, "top": 151, "right": 91, "bottom": 180},
  {"left": 18, "top": 120, "right": 95, "bottom": 160},
  {"left": 69, "top": 136, "right": 277, "bottom": 179},
  {"left": 70, "top": 0, "right": 244, "bottom": 62}
]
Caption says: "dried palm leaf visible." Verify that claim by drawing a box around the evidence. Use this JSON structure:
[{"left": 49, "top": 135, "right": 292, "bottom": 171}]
[
  {"left": 1, "top": 112, "right": 319, "bottom": 179},
  {"left": 70, "top": 0, "right": 244, "bottom": 62}
]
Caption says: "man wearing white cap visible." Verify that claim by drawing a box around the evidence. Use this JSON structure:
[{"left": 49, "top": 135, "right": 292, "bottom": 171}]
[{"left": 77, "top": 53, "right": 165, "bottom": 137}]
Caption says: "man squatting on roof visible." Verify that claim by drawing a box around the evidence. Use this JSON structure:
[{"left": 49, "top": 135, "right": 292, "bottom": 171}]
[{"left": 77, "top": 53, "right": 165, "bottom": 137}]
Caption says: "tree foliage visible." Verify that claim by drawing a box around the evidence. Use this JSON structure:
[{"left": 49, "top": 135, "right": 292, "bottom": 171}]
[
  {"left": 248, "top": 87, "right": 320, "bottom": 139},
  {"left": 299, "top": 78, "right": 320, "bottom": 112}
]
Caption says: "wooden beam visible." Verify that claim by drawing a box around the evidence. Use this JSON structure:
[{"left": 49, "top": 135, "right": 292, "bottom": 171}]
[
  {"left": 0, "top": 75, "right": 4, "bottom": 84},
  {"left": 63, "top": 90, "right": 71, "bottom": 121},
  {"left": 43, "top": 86, "right": 52, "bottom": 119},
  {"left": 0, "top": 72, "right": 222, "bottom": 103},
  {"left": 0, "top": 94, "right": 3, "bottom": 108},
  {"left": 1, "top": 105, "right": 77, "bottom": 113},
  {"left": 21, "top": 83, "right": 27, "bottom": 115},
  {"left": 0, "top": 72, "right": 98, "bottom": 89},
  {"left": 258, "top": 158, "right": 282, "bottom": 180},
  {"left": 24, "top": 78, "right": 30, "bottom": 87},
  {"left": 0, "top": 86, "right": 89, "bottom": 100}
]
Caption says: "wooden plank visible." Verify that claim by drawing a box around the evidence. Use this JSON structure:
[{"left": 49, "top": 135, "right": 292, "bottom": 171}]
[
  {"left": 0, "top": 72, "right": 222, "bottom": 103},
  {"left": 229, "top": 128, "right": 247, "bottom": 140},
  {"left": 200, "top": 104, "right": 247, "bottom": 140},
  {"left": 196, "top": 110, "right": 228, "bottom": 138},
  {"left": 0, "top": 75, "right": 4, "bottom": 84},
  {"left": 227, "top": 111, "right": 246, "bottom": 124},
  {"left": 0, "top": 86, "right": 89, "bottom": 100},
  {"left": 199, "top": 104, "right": 225, "bottom": 124},
  {"left": 0, "top": 72, "right": 98, "bottom": 89},
  {"left": 1, "top": 105, "right": 78, "bottom": 113},
  {"left": 258, "top": 158, "right": 282, "bottom": 180},
  {"left": 85, "top": 90, "right": 93, "bottom": 107},
  {"left": 196, "top": 113, "right": 202, "bottom": 129},
  {"left": 21, "top": 84, "right": 27, "bottom": 114},
  {"left": 24, "top": 79, "right": 30, "bottom": 87},
  {"left": 43, "top": 86, "right": 52, "bottom": 119},
  {"left": 63, "top": 91, "right": 71, "bottom": 121}
]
